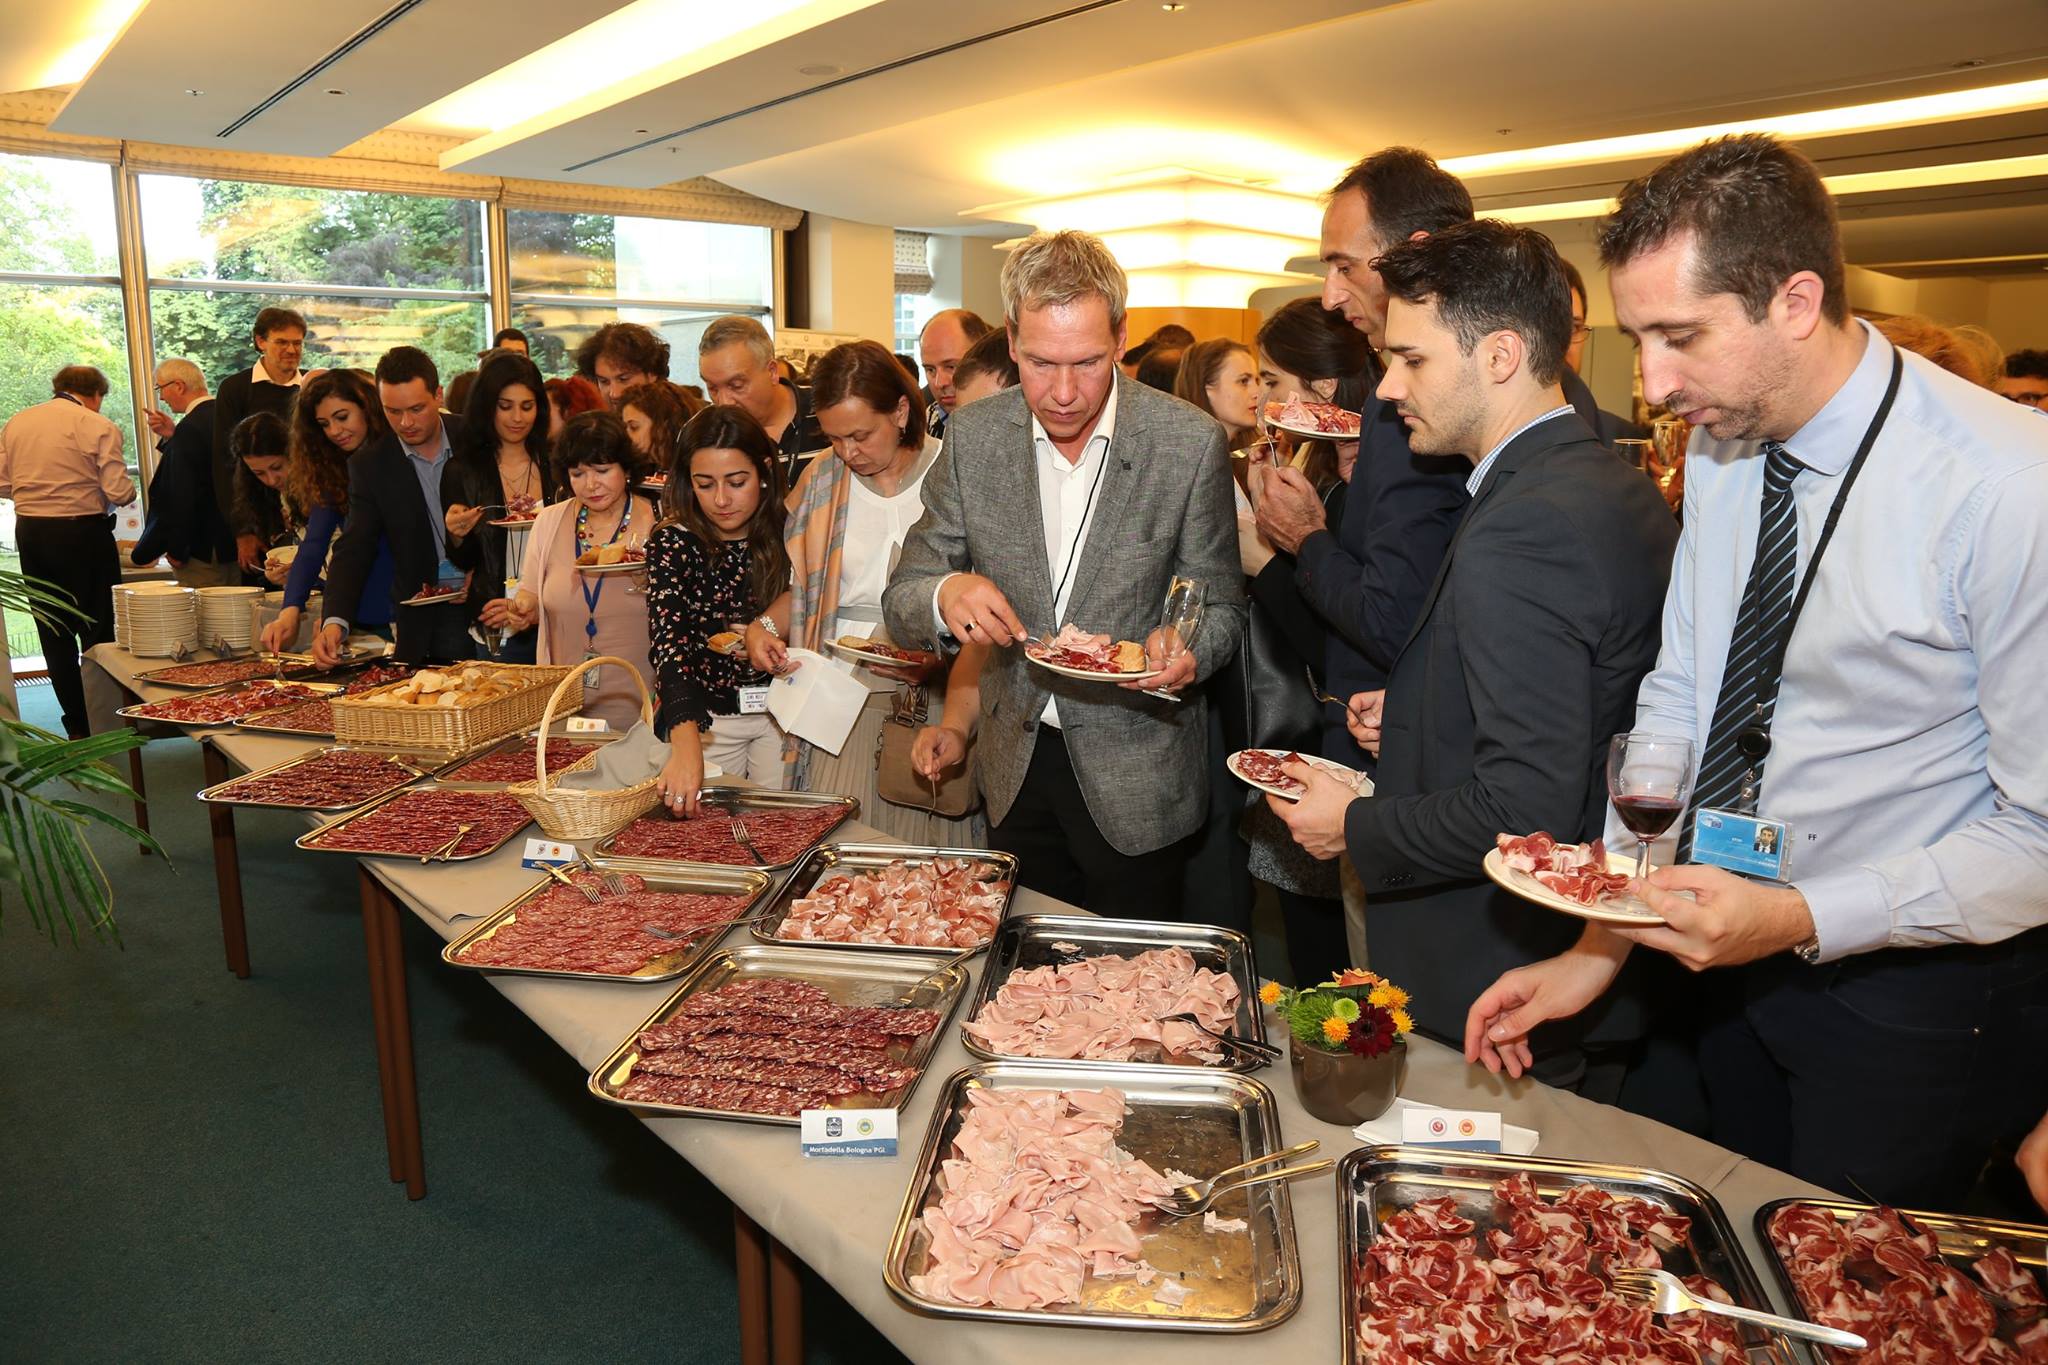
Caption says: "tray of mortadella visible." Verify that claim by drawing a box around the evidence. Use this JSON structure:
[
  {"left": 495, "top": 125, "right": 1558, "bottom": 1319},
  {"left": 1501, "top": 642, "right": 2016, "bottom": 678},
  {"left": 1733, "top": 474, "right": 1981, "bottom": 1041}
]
[
  {"left": 197, "top": 746, "right": 441, "bottom": 812},
  {"left": 883, "top": 1060, "right": 1303, "bottom": 1332},
  {"left": 294, "top": 785, "right": 532, "bottom": 861},
  {"left": 443, "top": 860, "right": 774, "bottom": 982},
  {"left": 1756, "top": 1197, "right": 2048, "bottom": 1363},
  {"left": 959, "top": 914, "right": 1268, "bottom": 1072},
  {"left": 1341, "top": 1146, "right": 1798, "bottom": 1365},
  {"left": 591, "top": 787, "right": 858, "bottom": 870},
  {"left": 587, "top": 943, "right": 967, "bottom": 1125},
  {"left": 747, "top": 843, "right": 1019, "bottom": 955}
]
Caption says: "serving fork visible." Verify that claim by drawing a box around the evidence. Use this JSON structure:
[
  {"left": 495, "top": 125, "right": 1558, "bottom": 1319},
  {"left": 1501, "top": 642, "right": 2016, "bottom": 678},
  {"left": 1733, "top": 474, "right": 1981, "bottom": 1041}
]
[
  {"left": 543, "top": 862, "right": 602, "bottom": 904},
  {"left": 1158, "top": 1012, "right": 1281, "bottom": 1068},
  {"left": 1607, "top": 1267, "right": 1866, "bottom": 1350},
  {"left": 575, "top": 847, "right": 629, "bottom": 896},
  {"left": 728, "top": 815, "right": 763, "bottom": 862},
  {"left": 1156, "top": 1156, "right": 1335, "bottom": 1218},
  {"left": 1160, "top": 1140, "right": 1319, "bottom": 1214},
  {"left": 640, "top": 907, "right": 783, "bottom": 942},
  {"left": 421, "top": 823, "right": 474, "bottom": 863}
]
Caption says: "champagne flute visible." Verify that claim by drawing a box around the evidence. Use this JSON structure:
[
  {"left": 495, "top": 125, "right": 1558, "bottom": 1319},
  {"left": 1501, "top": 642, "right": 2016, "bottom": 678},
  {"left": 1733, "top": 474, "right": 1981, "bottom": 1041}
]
[
  {"left": 1142, "top": 576, "right": 1205, "bottom": 702},
  {"left": 1607, "top": 732, "right": 1695, "bottom": 879}
]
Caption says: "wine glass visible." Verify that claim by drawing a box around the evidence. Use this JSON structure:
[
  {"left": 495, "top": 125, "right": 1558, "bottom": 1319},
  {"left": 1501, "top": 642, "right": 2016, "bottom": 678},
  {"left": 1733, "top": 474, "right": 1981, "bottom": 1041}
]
[
  {"left": 1142, "top": 576, "right": 1205, "bottom": 701},
  {"left": 1607, "top": 732, "right": 1695, "bottom": 879},
  {"left": 1612, "top": 438, "right": 1651, "bottom": 471}
]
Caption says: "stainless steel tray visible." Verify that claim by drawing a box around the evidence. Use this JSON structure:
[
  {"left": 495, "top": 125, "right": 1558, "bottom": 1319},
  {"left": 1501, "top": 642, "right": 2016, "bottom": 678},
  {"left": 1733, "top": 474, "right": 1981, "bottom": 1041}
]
[
  {"left": 134, "top": 652, "right": 318, "bottom": 689},
  {"left": 747, "top": 842, "right": 1018, "bottom": 955},
  {"left": 196, "top": 746, "right": 440, "bottom": 812},
  {"left": 115, "top": 678, "right": 343, "bottom": 727},
  {"left": 590, "top": 787, "right": 859, "bottom": 871},
  {"left": 1341, "top": 1147, "right": 1797, "bottom": 1365},
  {"left": 443, "top": 861, "right": 774, "bottom": 982},
  {"left": 883, "top": 1060, "right": 1303, "bottom": 1332},
  {"left": 430, "top": 730, "right": 612, "bottom": 788},
  {"left": 587, "top": 942, "right": 966, "bottom": 1125},
  {"left": 228, "top": 662, "right": 420, "bottom": 737},
  {"left": 1754, "top": 1197, "right": 2048, "bottom": 1363},
  {"left": 293, "top": 785, "right": 532, "bottom": 862},
  {"left": 960, "top": 914, "right": 1269, "bottom": 1072}
]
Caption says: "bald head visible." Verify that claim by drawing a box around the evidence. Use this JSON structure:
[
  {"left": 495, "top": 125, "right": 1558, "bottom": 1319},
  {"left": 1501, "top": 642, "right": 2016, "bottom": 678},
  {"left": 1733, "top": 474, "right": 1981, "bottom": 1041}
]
[{"left": 918, "top": 308, "right": 992, "bottom": 414}]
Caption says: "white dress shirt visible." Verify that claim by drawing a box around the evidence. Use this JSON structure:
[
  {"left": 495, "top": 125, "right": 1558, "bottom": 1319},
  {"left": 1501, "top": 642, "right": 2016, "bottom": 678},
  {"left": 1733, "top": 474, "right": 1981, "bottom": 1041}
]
[
  {"left": 932, "top": 377, "right": 1121, "bottom": 729},
  {"left": 1618, "top": 320, "right": 2048, "bottom": 959},
  {"left": 249, "top": 362, "right": 304, "bottom": 390}
]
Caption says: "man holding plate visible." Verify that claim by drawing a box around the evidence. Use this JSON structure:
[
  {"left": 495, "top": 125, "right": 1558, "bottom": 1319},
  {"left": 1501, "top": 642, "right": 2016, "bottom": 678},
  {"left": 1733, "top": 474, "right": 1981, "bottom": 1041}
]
[
  {"left": 1269, "top": 220, "right": 1676, "bottom": 1097},
  {"left": 883, "top": 229, "right": 1244, "bottom": 917}
]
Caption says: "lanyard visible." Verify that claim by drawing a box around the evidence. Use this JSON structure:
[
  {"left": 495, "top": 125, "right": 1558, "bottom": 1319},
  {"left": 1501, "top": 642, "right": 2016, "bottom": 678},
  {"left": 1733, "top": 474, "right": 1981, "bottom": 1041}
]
[
  {"left": 1050, "top": 441, "right": 1111, "bottom": 615},
  {"left": 1733, "top": 345, "right": 1903, "bottom": 768},
  {"left": 578, "top": 503, "right": 628, "bottom": 644}
]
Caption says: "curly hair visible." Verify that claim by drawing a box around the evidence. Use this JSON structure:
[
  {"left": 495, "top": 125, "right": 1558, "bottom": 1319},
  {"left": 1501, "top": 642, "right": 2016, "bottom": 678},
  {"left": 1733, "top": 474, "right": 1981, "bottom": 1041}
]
[
  {"left": 288, "top": 369, "right": 386, "bottom": 515},
  {"left": 574, "top": 322, "right": 670, "bottom": 382},
  {"left": 618, "top": 380, "right": 702, "bottom": 477}
]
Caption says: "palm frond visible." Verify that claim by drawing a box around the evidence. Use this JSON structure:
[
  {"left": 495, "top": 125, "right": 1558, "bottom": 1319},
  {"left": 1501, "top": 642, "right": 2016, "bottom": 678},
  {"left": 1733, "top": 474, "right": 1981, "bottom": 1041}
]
[
  {"left": 0, "top": 570, "right": 89, "bottom": 630},
  {"left": 0, "top": 729, "right": 164, "bottom": 945}
]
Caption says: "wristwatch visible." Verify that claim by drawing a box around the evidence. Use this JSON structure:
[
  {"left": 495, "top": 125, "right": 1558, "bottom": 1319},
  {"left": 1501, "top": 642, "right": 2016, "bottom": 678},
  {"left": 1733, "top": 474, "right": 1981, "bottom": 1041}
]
[
  {"left": 755, "top": 614, "right": 780, "bottom": 640},
  {"left": 1793, "top": 933, "right": 1822, "bottom": 965}
]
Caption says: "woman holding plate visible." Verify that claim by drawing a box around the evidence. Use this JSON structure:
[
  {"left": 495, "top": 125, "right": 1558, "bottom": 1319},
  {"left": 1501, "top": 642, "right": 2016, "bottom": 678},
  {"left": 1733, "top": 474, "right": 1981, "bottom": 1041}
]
[
  {"left": 492, "top": 412, "right": 657, "bottom": 729},
  {"left": 442, "top": 352, "right": 561, "bottom": 663},
  {"left": 744, "top": 339, "right": 983, "bottom": 844},
  {"left": 260, "top": 371, "right": 396, "bottom": 652}
]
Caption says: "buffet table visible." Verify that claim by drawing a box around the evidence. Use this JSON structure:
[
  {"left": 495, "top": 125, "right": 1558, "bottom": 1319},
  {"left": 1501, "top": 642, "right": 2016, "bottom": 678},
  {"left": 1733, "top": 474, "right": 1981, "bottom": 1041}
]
[{"left": 81, "top": 642, "right": 1837, "bottom": 1363}]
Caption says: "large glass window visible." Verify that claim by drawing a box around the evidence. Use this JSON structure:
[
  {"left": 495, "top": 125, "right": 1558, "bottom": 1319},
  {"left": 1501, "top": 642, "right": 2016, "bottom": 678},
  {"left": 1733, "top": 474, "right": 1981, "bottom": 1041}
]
[
  {"left": 139, "top": 176, "right": 487, "bottom": 390},
  {"left": 0, "top": 153, "right": 133, "bottom": 669},
  {"left": 507, "top": 210, "right": 773, "bottom": 388}
]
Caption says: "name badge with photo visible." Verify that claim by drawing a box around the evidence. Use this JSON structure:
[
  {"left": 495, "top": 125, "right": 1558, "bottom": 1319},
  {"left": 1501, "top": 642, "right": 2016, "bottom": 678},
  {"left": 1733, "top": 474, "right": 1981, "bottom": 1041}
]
[{"left": 1689, "top": 807, "right": 1792, "bottom": 881}]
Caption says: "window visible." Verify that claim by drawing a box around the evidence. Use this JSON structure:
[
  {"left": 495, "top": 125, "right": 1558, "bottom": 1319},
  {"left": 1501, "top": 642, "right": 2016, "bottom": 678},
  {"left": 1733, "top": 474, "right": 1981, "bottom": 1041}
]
[
  {"left": 139, "top": 176, "right": 488, "bottom": 392},
  {"left": 892, "top": 229, "right": 936, "bottom": 355},
  {"left": 0, "top": 153, "right": 133, "bottom": 668},
  {"left": 506, "top": 210, "right": 774, "bottom": 388}
]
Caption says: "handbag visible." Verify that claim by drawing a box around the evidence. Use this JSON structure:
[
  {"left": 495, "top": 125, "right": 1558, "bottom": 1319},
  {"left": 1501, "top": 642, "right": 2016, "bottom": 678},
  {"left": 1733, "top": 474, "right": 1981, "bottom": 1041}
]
[{"left": 874, "top": 685, "right": 980, "bottom": 818}]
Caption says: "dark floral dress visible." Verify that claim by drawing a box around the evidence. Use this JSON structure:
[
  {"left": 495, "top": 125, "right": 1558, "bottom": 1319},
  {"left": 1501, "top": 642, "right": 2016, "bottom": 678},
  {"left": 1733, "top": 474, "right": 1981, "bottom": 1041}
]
[{"left": 644, "top": 522, "right": 773, "bottom": 733}]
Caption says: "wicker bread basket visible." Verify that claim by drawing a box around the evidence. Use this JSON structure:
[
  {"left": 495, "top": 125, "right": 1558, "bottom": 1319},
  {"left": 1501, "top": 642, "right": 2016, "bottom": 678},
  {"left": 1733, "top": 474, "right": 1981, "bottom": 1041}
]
[
  {"left": 331, "top": 663, "right": 577, "bottom": 754},
  {"left": 504, "top": 655, "right": 660, "bottom": 840}
]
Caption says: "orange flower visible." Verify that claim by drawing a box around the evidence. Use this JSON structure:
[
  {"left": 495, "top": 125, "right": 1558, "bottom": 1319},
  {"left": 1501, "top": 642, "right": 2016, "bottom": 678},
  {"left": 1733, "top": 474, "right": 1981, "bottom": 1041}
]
[
  {"left": 1329, "top": 968, "right": 1380, "bottom": 988},
  {"left": 1321, "top": 1016, "right": 1351, "bottom": 1045},
  {"left": 1391, "top": 1008, "right": 1414, "bottom": 1035},
  {"left": 1258, "top": 981, "right": 1284, "bottom": 1007}
]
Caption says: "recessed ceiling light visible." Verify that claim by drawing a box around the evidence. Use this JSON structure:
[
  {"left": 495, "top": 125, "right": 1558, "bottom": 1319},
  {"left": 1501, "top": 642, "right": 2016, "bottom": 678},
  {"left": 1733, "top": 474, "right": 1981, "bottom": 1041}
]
[
  {"left": 1161, "top": 3, "right": 1186, "bottom": 10},
  {"left": 184, "top": 89, "right": 203, "bottom": 97},
  {"left": 798, "top": 63, "right": 841, "bottom": 76}
]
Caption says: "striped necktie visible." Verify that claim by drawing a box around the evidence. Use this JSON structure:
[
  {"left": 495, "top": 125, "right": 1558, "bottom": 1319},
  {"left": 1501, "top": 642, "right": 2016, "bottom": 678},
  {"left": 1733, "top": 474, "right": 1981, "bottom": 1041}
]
[{"left": 1678, "top": 441, "right": 1804, "bottom": 861}]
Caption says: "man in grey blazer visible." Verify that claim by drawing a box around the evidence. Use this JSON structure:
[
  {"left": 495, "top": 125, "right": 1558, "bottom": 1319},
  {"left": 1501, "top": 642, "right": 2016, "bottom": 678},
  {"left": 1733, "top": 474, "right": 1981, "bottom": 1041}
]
[{"left": 883, "top": 230, "right": 1246, "bottom": 916}]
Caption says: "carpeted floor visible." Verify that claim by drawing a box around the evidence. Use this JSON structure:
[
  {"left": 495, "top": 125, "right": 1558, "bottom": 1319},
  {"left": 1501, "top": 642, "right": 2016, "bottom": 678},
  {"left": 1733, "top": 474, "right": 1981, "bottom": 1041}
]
[{"left": 0, "top": 681, "right": 909, "bottom": 1364}]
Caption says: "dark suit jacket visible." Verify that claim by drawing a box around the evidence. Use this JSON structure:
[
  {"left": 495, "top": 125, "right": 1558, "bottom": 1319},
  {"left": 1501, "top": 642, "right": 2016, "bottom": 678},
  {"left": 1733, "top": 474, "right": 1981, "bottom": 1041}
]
[
  {"left": 132, "top": 400, "right": 232, "bottom": 566},
  {"left": 323, "top": 416, "right": 466, "bottom": 661},
  {"left": 1342, "top": 409, "right": 1678, "bottom": 1046},
  {"left": 209, "top": 370, "right": 300, "bottom": 531},
  {"left": 1292, "top": 363, "right": 1608, "bottom": 763}
]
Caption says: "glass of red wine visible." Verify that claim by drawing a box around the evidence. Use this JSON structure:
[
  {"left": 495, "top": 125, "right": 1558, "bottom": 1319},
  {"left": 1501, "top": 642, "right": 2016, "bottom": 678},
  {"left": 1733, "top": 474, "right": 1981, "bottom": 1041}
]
[{"left": 1607, "top": 732, "right": 1695, "bottom": 879}]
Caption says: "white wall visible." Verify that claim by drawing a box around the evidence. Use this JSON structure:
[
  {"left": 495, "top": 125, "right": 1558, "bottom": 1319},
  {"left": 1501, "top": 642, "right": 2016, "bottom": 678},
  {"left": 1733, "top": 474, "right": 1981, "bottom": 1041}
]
[{"left": 802, "top": 213, "right": 896, "bottom": 344}]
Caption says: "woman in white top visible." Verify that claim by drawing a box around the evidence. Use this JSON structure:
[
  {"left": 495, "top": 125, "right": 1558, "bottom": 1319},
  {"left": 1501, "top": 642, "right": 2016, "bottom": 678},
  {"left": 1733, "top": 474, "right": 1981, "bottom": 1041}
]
[{"left": 746, "top": 340, "right": 982, "bottom": 844}]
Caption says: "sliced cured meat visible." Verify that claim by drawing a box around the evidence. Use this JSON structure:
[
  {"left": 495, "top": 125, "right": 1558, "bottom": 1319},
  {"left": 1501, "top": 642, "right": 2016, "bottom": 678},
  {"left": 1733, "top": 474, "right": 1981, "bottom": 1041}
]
[
  {"left": 777, "top": 858, "right": 1009, "bottom": 949},
  {"left": 441, "top": 737, "right": 601, "bottom": 784},
  {"left": 208, "top": 750, "right": 419, "bottom": 808},
  {"left": 455, "top": 871, "right": 754, "bottom": 975},
  {"left": 304, "top": 788, "right": 529, "bottom": 857},
  {"left": 127, "top": 680, "right": 324, "bottom": 725},
  {"left": 607, "top": 804, "right": 848, "bottom": 865},
  {"left": 1024, "top": 624, "right": 1146, "bottom": 674},
  {"left": 963, "top": 946, "right": 1242, "bottom": 1064},
  {"left": 145, "top": 657, "right": 296, "bottom": 688},
  {"left": 1496, "top": 831, "right": 1633, "bottom": 907},
  {"left": 1977, "top": 1247, "right": 2047, "bottom": 1311},
  {"left": 1266, "top": 397, "right": 1361, "bottom": 437}
]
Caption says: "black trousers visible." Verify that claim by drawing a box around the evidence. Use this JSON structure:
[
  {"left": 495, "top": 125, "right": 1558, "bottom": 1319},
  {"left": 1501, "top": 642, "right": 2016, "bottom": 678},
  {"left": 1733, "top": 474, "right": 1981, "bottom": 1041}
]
[
  {"left": 17, "top": 514, "right": 119, "bottom": 737},
  {"left": 394, "top": 601, "right": 482, "bottom": 666},
  {"left": 1699, "top": 930, "right": 2048, "bottom": 1206},
  {"left": 1277, "top": 888, "right": 1349, "bottom": 988},
  {"left": 990, "top": 730, "right": 1195, "bottom": 920},
  {"left": 1178, "top": 684, "right": 1252, "bottom": 934}
]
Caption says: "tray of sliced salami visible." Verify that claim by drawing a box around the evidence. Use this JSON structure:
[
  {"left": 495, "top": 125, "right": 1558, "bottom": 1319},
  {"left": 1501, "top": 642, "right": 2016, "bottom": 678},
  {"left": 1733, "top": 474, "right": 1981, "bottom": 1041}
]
[
  {"left": 295, "top": 786, "right": 532, "bottom": 861},
  {"left": 231, "top": 663, "right": 417, "bottom": 737},
  {"left": 591, "top": 788, "right": 858, "bottom": 870},
  {"left": 587, "top": 943, "right": 968, "bottom": 1125},
  {"left": 433, "top": 733, "right": 608, "bottom": 786},
  {"left": 1756, "top": 1197, "right": 2048, "bottom": 1363},
  {"left": 443, "top": 861, "right": 774, "bottom": 982},
  {"left": 197, "top": 747, "right": 439, "bottom": 811},
  {"left": 134, "top": 654, "right": 319, "bottom": 689},
  {"left": 1341, "top": 1147, "right": 1797, "bottom": 1365},
  {"left": 116, "top": 679, "right": 341, "bottom": 727}
]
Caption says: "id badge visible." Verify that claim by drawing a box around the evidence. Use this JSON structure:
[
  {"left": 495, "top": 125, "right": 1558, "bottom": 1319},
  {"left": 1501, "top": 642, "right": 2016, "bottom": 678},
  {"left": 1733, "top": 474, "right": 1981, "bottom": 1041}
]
[
  {"left": 581, "top": 650, "right": 601, "bottom": 691},
  {"left": 737, "top": 684, "right": 770, "bottom": 715},
  {"left": 1689, "top": 807, "right": 1793, "bottom": 881}
]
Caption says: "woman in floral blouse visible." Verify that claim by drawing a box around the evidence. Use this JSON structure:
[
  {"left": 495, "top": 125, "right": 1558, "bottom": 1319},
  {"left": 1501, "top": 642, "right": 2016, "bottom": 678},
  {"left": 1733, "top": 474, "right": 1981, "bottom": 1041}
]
[{"left": 645, "top": 406, "right": 792, "bottom": 815}]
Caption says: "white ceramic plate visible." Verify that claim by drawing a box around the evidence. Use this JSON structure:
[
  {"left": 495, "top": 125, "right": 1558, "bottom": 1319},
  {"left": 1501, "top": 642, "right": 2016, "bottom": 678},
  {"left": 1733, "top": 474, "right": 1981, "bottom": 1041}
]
[
  {"left": 487, "top": 516, "right": 539, "bottom": 529},
  {"left": 575, "top": 559, "right": 646, "bottom": 577},
  {"left": 1263, "top": 403, "right": 1361, "bottom": 441},
  {"left": 1225, "top": 748, "right": 1374, "bottom": 802},
  {"left": 399, "top": 589, "right": 465, "bottom": 607},
  {"left": 1481, "top": 847, "right": 1667, "bottom": 925},
  {"left": 827, "top": 638, "right": 936, "bottom": 670},
  {"left": 1024, "top": 646, "right": 1161, "bottom": 683}
]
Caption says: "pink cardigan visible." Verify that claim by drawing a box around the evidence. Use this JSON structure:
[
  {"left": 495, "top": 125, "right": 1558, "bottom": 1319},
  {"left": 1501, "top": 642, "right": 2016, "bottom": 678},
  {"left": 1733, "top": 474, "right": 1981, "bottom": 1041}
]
[{"left": 519, "top": 497, "right": 657, "bottom": 728}]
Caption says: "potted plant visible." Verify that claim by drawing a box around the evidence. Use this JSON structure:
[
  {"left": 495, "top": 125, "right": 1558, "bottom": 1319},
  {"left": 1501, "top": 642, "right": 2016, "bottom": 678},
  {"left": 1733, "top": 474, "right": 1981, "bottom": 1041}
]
[{"left": 1262, "top": 969, "right": 1413, "bottom": 1125}]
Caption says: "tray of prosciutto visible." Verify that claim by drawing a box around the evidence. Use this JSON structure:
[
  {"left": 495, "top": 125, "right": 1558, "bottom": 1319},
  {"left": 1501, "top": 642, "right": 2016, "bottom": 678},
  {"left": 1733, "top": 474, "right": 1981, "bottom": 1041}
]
[
  {"left": 961, "top": 915, "right": 1267, "bottom": 1071},
  {"left": 587, "top": 943, "right": 968, "bottom": 1124},
  {"left": 295, "top": 786, "right": 531, "bottom": 861},
  {"left": 197, "top": 747, "right": 438, "bottom": 811},
  {"left": 1264, "top": 397, "right": 1362, "bottom": 439},
  {"left": 750, "top": 844, "right": 1018, "bottom": 954},
  {"left": 116, "top": 679, "right": 339, "bottom": 727},
  {"left": 134, "top": 654, "right": 318, "bottom": 689},
  {"left": 1758, "top": 1198, "right": 2048, "bottom": 1363},
  {"left": 1342, "top": 1147, "right": 1796, "bottom": 1365},
  {"left": 593, "top": 788, "right": 858, "bottom": 870},
  {"left": 444, "top": 861, "right": 773, "bottom": 981},
  {"left": 883, "top": 1061, "right": 1303, "bottom": 1331}
]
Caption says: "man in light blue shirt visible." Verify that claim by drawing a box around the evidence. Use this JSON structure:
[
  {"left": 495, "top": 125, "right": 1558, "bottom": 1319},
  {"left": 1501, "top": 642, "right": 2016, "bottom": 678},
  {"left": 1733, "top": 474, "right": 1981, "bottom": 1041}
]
[{"left": 1464, "top": 134, "right": 2048, "bottom": 1207}]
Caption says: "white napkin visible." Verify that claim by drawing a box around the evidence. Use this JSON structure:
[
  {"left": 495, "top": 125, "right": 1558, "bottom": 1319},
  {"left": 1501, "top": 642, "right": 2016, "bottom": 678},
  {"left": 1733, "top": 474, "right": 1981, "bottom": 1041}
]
[
  {"left": 767, "top": 647, "right": 867, "bottom": 755},
  {"left": 1353, "top": 1098, "right": 1540, "bottom": 1155},
  {"left": 549, "top": 721, "right": 721, "bottom": 790}
]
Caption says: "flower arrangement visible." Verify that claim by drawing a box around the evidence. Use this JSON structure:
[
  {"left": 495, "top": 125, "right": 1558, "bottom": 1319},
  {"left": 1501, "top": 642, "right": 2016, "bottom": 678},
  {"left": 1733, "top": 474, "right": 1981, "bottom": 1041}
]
[{"left": 1264, "top": 969, "right": 1414, "bottom": 1060}]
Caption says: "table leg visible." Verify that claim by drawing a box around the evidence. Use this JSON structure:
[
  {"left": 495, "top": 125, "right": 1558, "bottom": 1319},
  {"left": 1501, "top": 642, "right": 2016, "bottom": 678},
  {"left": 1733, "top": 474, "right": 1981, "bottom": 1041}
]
[
  {"left": 734, "top": 1208, "right": 771, "bottom": 1365},
  {"left": 199, "top": 742, "right": 250, "bottom": 979},
  {"left": 768, "top": 1233, "right": 803, "bottom": 1365},
  {"left": 358, "top": 869, "right": 406, "bottom": 1185},
  {"left": 362, "top": 874, "right": 427, "bottom": 1200},
  {"left": 125, "top": 745, "right": 151, "bottom": 855}
]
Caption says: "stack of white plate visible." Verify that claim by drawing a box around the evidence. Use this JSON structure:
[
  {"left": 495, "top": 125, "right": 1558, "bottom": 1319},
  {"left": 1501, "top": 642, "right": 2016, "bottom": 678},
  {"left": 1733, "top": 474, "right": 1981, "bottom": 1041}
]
[
  {"left": 196, "top": 585, "right": 264, "bottom": 653},
  {"left": 114, "top": 583, "right": 199, "bottom": 657}
]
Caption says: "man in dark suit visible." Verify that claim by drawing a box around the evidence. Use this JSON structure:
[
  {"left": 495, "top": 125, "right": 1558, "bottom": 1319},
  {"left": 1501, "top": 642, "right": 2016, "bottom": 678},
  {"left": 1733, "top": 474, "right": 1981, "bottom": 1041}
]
[
  {"left": 1270, "top": 221, "right": 1678, "bottom": 1095},
  {"left": 209, "top": 306, "right": 307, "bottom": 575},
  {"left": 1561, "top": 259, "right": 1651, "bottom": 443},
  {"left": 309, "top": 347, "right": 473, "bottom": 666},
  {"left": 132, "top": 358, "right": 234, "bottom": 586}
]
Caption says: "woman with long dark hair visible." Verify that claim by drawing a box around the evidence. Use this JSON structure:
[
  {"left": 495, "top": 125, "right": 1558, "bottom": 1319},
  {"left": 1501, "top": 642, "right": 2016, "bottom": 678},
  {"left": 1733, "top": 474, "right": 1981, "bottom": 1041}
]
[
  {"left": 442, "top": 351, "right": 560, "bottom": 662},
  {"left": 260, "top": 370, "right": 395, "bottom": 651},
  {"left": 227, "top": 412, "right": 298, "bottom": 589},
  {"left": 645, "top": 406, "right": 792, "bottom": 813}
]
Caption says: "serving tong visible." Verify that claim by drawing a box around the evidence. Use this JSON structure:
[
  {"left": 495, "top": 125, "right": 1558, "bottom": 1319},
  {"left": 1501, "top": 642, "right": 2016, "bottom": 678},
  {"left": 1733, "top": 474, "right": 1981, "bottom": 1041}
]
[
  {"left": 1607, "top": 1266, "right": 1867, "bottom": 1350},
  {"left": 420, "top": 823, "right": 474, "bottom": 863}
]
